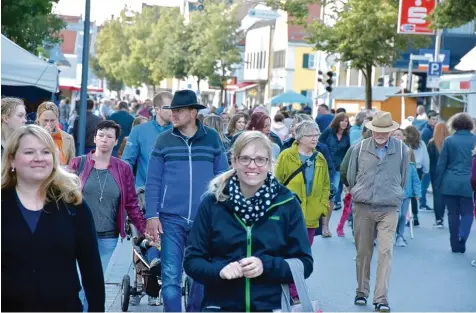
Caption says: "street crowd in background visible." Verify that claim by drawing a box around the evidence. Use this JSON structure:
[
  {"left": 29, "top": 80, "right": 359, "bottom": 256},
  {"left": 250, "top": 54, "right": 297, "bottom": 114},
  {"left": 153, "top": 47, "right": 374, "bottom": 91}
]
[{"left": 1, "top": 91, "right": 476, "bottom": 313}]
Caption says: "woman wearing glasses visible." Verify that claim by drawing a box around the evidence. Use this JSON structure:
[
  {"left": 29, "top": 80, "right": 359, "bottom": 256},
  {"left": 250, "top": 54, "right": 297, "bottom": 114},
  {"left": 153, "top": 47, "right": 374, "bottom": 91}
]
[
  {"left": 184, "top": 131, "right": 313, "bottom": 312},
  {"left": 274, "top": 121, "right": 330, "bottom": 303}
]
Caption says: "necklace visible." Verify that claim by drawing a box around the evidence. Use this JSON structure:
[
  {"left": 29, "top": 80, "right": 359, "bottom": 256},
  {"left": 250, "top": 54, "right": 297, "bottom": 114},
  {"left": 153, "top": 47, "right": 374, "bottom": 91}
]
[{"left": 95, "top": 168, "right": 108, "bottom": 202}]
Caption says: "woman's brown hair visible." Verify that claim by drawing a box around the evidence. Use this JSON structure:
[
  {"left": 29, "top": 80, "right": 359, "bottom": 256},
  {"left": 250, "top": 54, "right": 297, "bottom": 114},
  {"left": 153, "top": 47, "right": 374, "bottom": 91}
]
[
  {"left": 329, "top": 112, "right": 350, "bottom": 135},
  {"left": 404, "top": 126, "right": 421, "bottom": 150},
  {"left": 227, "top": 112, "right": 249, "bottom": 136},
  {"left": 431, "top": 122, "right": 450, "bottom": 152}
]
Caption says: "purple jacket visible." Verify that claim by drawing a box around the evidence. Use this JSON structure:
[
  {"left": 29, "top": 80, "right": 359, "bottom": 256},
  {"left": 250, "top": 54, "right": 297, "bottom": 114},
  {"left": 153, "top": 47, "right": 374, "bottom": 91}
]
[{"left": 68, "top": 151, "right": 146, "bottom": 238}]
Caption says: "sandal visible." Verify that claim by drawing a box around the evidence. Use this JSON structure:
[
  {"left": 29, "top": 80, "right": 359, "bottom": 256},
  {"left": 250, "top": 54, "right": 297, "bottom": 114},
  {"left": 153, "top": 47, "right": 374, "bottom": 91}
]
[
  {"left": 374, "top": 303, "right": 391, "bottom": 312},
  {"left": 354, "top": 296, "right": 367, "bottom": 306}
]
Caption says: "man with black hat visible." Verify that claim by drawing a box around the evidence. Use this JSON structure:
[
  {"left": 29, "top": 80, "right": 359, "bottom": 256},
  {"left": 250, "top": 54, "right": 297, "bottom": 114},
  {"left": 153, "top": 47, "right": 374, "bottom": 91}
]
[{"left": 145, "top": 90, "right": 229, "bottom": 312}]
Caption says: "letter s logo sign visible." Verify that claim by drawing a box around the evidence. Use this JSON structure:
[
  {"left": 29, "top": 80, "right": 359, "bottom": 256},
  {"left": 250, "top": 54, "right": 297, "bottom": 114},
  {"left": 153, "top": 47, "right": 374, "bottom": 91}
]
[{"left": 408, "top": 7, "right": 428, "bottom": 24}]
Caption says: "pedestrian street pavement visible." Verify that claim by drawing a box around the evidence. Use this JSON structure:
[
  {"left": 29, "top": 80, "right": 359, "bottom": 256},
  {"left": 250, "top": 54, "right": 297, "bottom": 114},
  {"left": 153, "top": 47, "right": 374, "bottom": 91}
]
[{"left": 105, "top": 195, "right": 476, "bottom": 312}]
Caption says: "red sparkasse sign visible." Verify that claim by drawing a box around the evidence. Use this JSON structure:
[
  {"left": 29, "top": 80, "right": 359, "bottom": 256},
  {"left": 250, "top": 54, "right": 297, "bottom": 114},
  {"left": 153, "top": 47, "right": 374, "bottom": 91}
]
[{"left": 397, "top": 0, "right": 436, "bottom": 35}]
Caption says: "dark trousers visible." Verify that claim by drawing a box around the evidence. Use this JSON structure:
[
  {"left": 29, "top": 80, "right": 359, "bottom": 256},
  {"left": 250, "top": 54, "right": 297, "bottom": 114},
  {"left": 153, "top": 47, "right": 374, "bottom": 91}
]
[
  {"left": 443, "top": 195, "right": 474, "bottom": 252},
  {"left": 431, "top": 177, "right": 445, "bottom": 222},
  {"left": 411, "top": 168, "right": 424, "bottom": 220}
]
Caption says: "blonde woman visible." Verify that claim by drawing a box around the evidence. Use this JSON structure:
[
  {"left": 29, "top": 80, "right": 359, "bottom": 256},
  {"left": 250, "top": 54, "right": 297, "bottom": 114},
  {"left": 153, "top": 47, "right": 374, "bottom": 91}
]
[
  {"left": 184, "top": 131, "right": 313, "bottom": 312},
  {"left": 203, "top": 114, "right": 231, "bottom": 151},
  {"left": 1, "top": 97, "right": 27, "bottom": 156},
  {"left": 1, "top": 125, "right": 104, "bottom": 312},
  {"left": 37, "top": 101, "right": 76, "bottom": 165}
]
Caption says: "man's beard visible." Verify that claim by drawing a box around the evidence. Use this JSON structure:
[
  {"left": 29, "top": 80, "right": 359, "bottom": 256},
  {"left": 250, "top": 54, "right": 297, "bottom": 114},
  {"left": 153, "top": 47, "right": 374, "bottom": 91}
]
[{"left": 375, "top": 138, "right": 388, "bottom": 145}]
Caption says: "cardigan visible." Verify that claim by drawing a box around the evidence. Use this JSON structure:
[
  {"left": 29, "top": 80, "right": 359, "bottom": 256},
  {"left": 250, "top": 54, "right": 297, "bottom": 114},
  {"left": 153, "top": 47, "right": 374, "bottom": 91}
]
[{"left": 1, "top": 188, "right": 105, "bottom": 312}]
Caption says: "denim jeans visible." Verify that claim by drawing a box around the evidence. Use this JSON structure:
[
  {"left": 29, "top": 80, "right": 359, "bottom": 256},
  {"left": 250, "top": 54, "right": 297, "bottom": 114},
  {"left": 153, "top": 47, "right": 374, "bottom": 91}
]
[
  {"left": 420, "top": 173, "right": 431, "bottom": 208},
  {"left": 160, "top": 214, "right": 204, "bottom": 312},
  {"left": 397, "top": 198, "right": 411, "bottom": 239},
  {"left": 332, "top": 171, "right": 342, "bottom": 204},
  {"left": 79, "top": 237, "right": 118, "bottom": 311},
  {"left": 444, "top": 195, "right": 474, "bottom": 252}
]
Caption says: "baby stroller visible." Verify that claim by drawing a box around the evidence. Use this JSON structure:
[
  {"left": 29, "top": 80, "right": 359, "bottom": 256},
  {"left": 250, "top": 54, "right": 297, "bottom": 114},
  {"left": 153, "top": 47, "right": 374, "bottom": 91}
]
[{"left": 120, "top": 188, "right": 191, "bottom": 312}]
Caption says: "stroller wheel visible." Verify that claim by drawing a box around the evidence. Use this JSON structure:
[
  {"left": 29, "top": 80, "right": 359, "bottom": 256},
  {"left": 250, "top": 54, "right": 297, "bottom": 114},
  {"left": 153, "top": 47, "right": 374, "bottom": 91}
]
[
  {"left": 121, "top": 275, "right": 131, "bottom": 312},
  {"left": 182, "top": 275, "right": 191, "bottom": 310}
]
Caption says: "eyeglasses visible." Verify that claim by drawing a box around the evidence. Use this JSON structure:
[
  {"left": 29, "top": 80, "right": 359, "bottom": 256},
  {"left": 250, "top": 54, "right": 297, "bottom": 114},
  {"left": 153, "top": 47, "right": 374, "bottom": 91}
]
[
  {"left": 236, "top": 156, "right": 269, "bottom": 167},
  {"left": 302, "top": 134, "right": 320, "bottom": 138}
]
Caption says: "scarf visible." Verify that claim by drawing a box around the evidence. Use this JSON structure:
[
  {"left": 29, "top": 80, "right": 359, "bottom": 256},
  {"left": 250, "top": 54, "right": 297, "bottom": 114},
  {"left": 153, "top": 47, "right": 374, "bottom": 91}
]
[
  {"left": 51, "top": 132, "right": 67, "bottom": 165},
  {"left": 229, "top": 172, "right": 280, "bottom": 226}
]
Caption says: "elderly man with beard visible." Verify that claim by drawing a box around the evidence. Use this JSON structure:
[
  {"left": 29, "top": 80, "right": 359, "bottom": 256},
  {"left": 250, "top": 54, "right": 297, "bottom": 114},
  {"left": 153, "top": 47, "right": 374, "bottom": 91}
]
[{"left": 347, "top": 111, "right": 409, "bottom": 313}]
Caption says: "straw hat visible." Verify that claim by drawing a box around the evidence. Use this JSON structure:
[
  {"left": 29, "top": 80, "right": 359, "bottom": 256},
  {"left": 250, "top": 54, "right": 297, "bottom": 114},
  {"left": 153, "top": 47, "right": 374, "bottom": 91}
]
[{"left": 365, "top": 111, "right": 399, "bottom": 132}]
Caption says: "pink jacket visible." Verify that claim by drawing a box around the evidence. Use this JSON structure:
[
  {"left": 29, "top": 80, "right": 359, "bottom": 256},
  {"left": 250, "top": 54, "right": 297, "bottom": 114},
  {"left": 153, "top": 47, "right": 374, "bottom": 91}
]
[{"left": 68, "top": 151, "right": 146, "bottom": 237}]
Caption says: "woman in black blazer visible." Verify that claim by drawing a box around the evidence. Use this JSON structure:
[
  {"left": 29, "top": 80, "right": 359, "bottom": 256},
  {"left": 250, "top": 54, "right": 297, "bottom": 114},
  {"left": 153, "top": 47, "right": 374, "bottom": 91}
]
[{"left": 1, "top": 125, "right": 105, "bottom": 312}]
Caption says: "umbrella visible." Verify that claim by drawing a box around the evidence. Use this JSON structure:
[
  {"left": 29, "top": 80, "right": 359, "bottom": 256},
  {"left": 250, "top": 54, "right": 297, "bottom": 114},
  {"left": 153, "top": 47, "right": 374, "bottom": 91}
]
[{"left": 268, "top": 90, "right": 313, "bottom": 106}]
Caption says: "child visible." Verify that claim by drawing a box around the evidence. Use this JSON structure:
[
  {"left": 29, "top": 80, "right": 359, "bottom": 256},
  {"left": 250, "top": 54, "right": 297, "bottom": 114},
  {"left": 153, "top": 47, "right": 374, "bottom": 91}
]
[{"left": 396, "top": 148, "right": 421, "bottom": 247}]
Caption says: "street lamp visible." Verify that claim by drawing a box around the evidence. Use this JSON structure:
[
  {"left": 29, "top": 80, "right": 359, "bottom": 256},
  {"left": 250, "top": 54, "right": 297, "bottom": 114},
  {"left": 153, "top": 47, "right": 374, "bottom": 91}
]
[{"left": 78, "top": 0, "right": 91, "bottom": 155}]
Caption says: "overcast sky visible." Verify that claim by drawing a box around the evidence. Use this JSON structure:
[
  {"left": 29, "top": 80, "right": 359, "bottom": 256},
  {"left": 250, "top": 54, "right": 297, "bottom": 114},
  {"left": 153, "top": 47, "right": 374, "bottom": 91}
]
[{"left": 53, "top": 0, "right": 182, "bottom": 25}]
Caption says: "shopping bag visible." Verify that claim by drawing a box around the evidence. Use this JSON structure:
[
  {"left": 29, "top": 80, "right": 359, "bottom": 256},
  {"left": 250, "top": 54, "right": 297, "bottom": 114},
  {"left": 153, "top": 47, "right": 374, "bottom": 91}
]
[{"left": 276, "top": 258, "right": 322, "bottom": 313}]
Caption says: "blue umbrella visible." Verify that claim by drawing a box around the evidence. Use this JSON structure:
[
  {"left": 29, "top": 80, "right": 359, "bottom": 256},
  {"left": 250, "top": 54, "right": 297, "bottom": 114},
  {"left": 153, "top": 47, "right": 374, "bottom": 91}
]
[{"left": 268, "top": 90, "right": 313, "bottom": 106}]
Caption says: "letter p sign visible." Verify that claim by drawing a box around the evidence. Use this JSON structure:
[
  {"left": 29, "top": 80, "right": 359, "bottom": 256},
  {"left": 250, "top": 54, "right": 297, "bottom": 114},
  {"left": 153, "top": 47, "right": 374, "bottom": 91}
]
[{"left": 428, "top": 62, "right": 442, "bottom": 77}]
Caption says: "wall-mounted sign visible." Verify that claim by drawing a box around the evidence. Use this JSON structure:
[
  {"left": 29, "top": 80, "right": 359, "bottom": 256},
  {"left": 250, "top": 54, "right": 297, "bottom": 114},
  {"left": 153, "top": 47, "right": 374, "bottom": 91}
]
[{"left": 397, "top": 0, "right": 436, "bottom": 35}]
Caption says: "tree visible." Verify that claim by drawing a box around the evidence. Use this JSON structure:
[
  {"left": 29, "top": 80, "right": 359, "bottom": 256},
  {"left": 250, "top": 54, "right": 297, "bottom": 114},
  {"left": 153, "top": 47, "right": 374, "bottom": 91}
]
[
  {"left": 1, "top": 0, "right": 66, "bottom": 53},
  {"left": 430, "top": 0, "right": 476, "bottom": 29},
  {"left": 90, "top": 55, "right": 124, "bottom": 96},
  {"left": 199, "top": 3, "right": 242, "bottom": 105},
  {"left": 95, "top": 13, "right": 130, "bottom": 84},
  {"left": 270, "top": 0, "right": 430, "bottom": 109}
]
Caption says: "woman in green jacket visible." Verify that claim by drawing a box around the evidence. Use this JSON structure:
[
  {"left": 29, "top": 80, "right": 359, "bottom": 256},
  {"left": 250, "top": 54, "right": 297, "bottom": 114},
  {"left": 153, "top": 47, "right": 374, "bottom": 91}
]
[{"left": 275, "top": 120, "right": 330, "bottom": 237}]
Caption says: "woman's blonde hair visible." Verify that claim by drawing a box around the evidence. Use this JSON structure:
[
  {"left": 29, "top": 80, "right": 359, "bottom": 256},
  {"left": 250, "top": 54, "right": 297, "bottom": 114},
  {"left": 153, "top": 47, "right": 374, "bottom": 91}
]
[
  {"left": 203, "top": 115, "right": 230, "bottom": 145},
  {"left": 1, "top": 97, "right": 25, "bottom": 121},
  {"left": 37, "top": 101, "right": 59, "bottom": 120},
  {"left": 1, "top": 125, "right": 82, "bottom": 205},
  {"left": 208, "top": 131, "right": 272, "bottom": 202}
]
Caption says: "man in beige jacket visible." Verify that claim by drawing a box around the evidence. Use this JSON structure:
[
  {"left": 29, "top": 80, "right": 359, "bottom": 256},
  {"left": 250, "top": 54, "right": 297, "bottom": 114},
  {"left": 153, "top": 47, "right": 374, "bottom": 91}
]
[{"left": 347, "top": 111, "right": 409, "bottom": 313}]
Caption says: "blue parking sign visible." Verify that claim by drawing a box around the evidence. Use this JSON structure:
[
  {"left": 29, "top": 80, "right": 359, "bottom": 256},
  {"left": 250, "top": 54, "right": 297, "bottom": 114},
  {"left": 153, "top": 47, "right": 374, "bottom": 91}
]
[{"left": 428, "top": 62, "right": 442, "bottom": 77}]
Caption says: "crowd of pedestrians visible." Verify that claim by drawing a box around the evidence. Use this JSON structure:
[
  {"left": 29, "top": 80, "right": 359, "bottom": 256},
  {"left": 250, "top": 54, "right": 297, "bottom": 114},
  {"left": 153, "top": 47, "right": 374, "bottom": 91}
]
[{"left": 1, "top": 92, "right": 476, "bottom": 313}]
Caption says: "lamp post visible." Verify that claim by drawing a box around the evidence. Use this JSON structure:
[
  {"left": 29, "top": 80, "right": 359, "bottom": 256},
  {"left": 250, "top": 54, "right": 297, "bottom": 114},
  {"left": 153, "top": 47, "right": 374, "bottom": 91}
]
[{"left": 77, "top": 0, "right": 91, "bottom": 155}]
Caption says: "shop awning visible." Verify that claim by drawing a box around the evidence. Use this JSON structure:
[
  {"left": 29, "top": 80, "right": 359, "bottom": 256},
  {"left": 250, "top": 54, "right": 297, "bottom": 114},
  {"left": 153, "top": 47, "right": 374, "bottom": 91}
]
[
  {"left": 227, "top": 82, "right": 257, "bottom": 93},
  {"left": 59, "top": 85, "right": 103, "bottom": 93}
]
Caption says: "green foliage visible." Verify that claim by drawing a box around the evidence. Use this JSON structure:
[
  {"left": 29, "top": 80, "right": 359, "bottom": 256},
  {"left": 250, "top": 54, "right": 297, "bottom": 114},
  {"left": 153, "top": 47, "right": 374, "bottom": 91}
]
[
  {"left": 429, "top": 0, "right": 476, "bottom": 29},
  {"left": 90, "top": 55, "right": 124, "bottom": 92},
  {"left": 94, "top": 2, "right": 241, "bottom": 92},
  {"left": 1, "top": 0, "right": 66, "bottom": 53}
]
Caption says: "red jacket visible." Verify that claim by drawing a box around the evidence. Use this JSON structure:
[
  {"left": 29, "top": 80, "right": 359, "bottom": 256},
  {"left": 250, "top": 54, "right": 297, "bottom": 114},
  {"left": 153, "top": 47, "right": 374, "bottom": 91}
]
[{"left": 68, "top": 151, "right": 146, "bottom": 237}]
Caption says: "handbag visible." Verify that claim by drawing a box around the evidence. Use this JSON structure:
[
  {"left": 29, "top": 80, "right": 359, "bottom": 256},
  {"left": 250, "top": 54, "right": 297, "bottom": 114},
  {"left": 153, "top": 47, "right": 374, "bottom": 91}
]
[{"left": 276, "top": 258, "right": 322, "bottom": 313}]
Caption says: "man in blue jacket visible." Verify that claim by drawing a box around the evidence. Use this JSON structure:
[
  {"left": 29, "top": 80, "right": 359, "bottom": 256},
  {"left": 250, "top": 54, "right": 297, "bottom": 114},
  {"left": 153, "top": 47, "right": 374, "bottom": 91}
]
[
  {"left": 145, "top": 90, "right": 229, "bottom": 312},
  {"left": 121, "top": 92, "right": 173, "bottom": 188},
  {"left": 420, "top": 111, "right": 439, "bottom": 211}
]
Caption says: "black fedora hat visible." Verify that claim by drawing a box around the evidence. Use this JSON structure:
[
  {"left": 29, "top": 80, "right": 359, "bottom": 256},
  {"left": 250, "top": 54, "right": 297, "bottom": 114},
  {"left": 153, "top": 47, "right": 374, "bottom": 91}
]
[{"left": 162, "top": 90, "right": 207, "bottom": 110}]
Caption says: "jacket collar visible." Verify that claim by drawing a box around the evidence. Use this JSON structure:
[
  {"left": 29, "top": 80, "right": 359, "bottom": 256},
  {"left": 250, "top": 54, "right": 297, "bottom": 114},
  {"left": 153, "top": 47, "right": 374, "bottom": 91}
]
[
  {"left": 289, "top": 141, "right": 315, "bottom": 163},
  {"left": 454, "top": 130, "right": 473, "bottom": 136},
  {"left": 365, "top": 137, "right": 398, "bottom": 157},
  {"left": 86, "top": 150, "right": 118, "bottom": 169}
]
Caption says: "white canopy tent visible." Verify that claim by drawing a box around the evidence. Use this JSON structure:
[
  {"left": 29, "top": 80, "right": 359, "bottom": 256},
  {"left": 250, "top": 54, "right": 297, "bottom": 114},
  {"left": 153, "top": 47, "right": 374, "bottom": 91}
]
[
  {"left": 1, "top": 35, "right": 58, "bottom": 93},
  {"left": 455, "top": 46, "right": 476, "bottom": 72}
]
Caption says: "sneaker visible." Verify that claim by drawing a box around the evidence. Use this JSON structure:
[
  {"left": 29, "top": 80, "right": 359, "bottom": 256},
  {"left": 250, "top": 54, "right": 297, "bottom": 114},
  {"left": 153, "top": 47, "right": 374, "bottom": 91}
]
[
  {"left": 413, "top": 219, "right": 420, "bottom": 227},
  {"left": 471, "top": 260, "right": 476, "bottom": 267},
  {"left": 337, "top": 229, "right": 345, "bottom": 237},
  {"left": 395, "top": 237, "right": 406, "bottom": 247},
  {"left": 148, "top": 296, "right": 159, "bottom": 306},
  {"left": 334, "top": 203, "right": 342, "bottom": 211},
  {"left": 292, "top": 296, "right": 301, "bottom": 305},
  {"left": 433, "top": 220, "right": 444, "bottom": 228}
]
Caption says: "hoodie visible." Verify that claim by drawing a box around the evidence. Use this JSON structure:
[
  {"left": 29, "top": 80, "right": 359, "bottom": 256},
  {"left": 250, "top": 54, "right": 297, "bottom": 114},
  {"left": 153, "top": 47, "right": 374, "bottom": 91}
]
[{"left": 271, "top": 122, "right": 289, "bottom": 142}]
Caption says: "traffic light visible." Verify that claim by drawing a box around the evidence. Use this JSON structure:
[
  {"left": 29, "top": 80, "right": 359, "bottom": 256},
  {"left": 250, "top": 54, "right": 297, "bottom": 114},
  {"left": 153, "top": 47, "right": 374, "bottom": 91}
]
[
  {"left": 325, "top": 71, "right": 334, "bottom": 93},
  {"left": 411, "top": 74, "right": 425, "bottom": 93},
  {"left": 197, "top": 0, "right": 204, "bottom": 11}
]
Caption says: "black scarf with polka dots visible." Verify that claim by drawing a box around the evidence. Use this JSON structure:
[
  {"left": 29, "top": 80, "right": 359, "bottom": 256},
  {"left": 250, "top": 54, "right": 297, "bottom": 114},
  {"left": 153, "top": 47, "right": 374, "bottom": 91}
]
[{"left": 228, "top": 172, "right": 280, "bottom": 226}]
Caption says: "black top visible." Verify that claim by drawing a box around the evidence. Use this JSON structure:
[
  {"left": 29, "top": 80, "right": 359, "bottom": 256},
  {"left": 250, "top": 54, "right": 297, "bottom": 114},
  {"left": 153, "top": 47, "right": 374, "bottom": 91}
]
[
  {"left": 15, "top": 191, "right": 42, "bottom": 233},
  {"left": 184, "top": 185, "right": 313, "bottom": 312},
  {"left": 1, "top": 187, "right": 105, "bottom": 312}
]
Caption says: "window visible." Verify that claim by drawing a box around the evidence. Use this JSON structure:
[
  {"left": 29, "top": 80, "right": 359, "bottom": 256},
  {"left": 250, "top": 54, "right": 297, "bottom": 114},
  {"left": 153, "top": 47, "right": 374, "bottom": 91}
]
[
  {"left": 303, "top": 53, "right": 316, "bottom": 69},
  {"left": 273, "top": 50, "right": 285, "bottom": 68}
]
